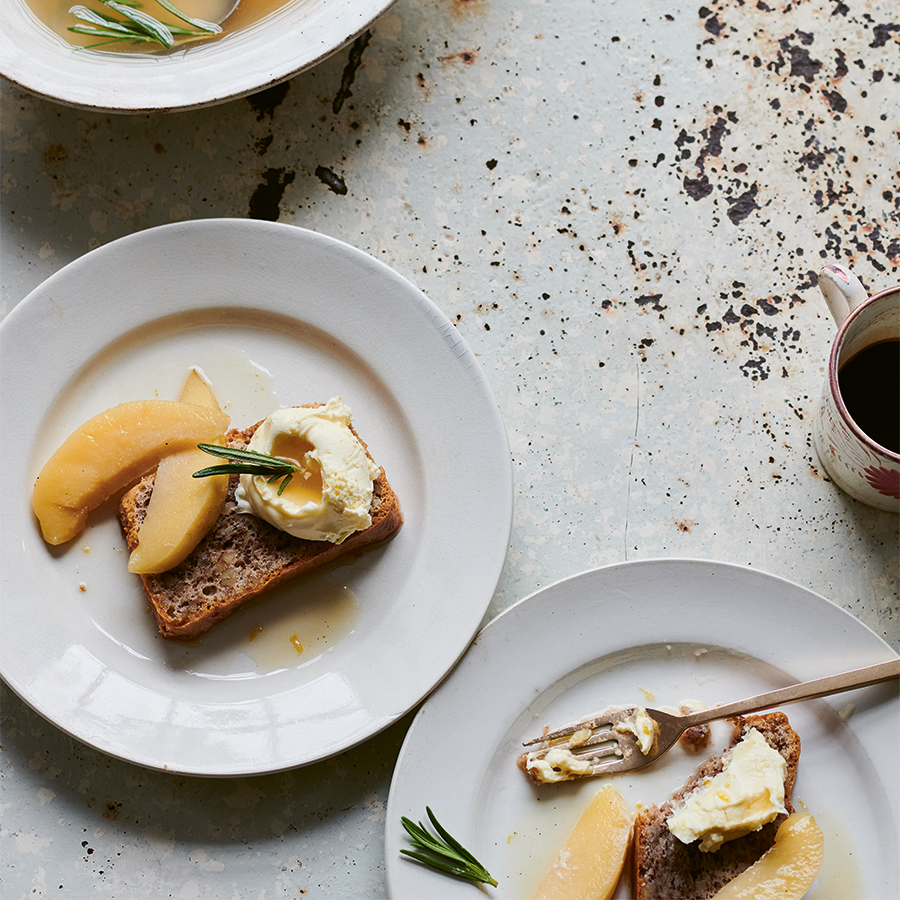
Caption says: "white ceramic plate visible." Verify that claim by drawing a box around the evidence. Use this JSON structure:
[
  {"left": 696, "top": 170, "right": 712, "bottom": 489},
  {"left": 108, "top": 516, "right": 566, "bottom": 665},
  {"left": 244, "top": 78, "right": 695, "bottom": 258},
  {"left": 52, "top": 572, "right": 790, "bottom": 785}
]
[
  {"left": 0, "top": 219, "right": 512, "bottom": 776},
  {"left": 1, "top": 0, "right": 394, "bottom": 113},
  {"left": 385, "top": 560, "right": 900, "bottom": 899}
]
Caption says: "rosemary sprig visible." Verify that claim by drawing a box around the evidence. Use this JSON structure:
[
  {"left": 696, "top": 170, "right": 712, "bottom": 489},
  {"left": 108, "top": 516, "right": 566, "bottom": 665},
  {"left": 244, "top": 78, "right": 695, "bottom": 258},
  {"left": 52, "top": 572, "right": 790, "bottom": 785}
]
[
  {"left": 193, "top": 443, "right": 299, "bottom": 497},
  {"left": 400, "top": 807, "right": 497, "bottom": 887},
  {"left": 68, "top": 0, "right": 220, "bottom": 49}
]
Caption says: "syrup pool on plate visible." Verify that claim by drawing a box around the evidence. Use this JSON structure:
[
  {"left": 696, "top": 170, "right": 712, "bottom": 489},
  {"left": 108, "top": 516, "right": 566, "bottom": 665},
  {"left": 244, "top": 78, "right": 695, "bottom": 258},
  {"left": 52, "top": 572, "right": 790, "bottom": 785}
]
[
  {"left": 75, "top": 514, "right": 363, "bottom": 679},
  {"left": 193, "top": 569, "right": 361, "bottom": 675}
]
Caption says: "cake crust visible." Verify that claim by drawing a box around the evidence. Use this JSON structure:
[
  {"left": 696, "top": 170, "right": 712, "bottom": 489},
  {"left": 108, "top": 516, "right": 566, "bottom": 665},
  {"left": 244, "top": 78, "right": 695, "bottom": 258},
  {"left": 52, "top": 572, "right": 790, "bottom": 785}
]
[{"left": 632, "top": 712, "right": 800, "bottom": 900}]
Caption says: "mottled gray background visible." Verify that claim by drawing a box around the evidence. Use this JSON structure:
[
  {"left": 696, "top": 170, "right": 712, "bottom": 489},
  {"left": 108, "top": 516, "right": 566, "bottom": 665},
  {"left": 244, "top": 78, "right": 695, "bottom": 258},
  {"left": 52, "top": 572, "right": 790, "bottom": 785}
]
[{"left": 2, "top": 0, "right": 898, "bottom": 896}]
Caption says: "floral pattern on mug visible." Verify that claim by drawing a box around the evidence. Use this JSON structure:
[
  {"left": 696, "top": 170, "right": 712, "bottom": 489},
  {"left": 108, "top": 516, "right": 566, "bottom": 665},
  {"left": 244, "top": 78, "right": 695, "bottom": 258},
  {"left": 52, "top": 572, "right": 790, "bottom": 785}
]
[
  {"left": 813, "top": 370, "right": 900, "bottom": 512},
  {"left": 864, "top": 466, "right": 900, "bottom": 499}
]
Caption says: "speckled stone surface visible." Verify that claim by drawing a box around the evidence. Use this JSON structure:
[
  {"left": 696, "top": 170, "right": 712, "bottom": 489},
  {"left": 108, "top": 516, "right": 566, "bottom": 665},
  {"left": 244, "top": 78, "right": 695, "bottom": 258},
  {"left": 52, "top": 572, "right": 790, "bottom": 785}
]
[{"left": 2, "top": 0, "right": 898, "bottom": 897}]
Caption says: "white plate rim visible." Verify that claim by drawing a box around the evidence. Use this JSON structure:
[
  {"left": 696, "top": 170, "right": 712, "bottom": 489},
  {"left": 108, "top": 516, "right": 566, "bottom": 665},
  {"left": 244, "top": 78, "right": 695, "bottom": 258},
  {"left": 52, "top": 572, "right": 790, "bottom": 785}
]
[
  {"left": 0, "top": 218, "right": 513, "bottom": 776},
  {"left": 384, "top": 558, "right": 900, "bottom": 899}
]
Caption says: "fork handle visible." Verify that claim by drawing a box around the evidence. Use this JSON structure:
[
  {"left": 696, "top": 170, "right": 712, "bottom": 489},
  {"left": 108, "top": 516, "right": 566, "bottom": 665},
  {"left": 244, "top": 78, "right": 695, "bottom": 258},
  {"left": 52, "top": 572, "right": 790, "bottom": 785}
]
[{"left": 678, "top": 658, "right": 900, "bottom": 728}]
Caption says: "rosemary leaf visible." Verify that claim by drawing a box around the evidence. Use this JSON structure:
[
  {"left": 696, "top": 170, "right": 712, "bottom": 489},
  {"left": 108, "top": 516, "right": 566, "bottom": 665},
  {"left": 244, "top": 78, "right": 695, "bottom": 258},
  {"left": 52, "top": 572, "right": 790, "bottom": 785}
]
[
  {"left": 154, "top": 0, "right": 220, "bottom": 33},
  {"left": 400, "top": 808, "right": 497, "bottom": 887},
  {"left": 68, "top": 25, "right": 154, "bottom": 43},
  {"left": 69, "top": 0, "right": 218, "bottom": 49},
  {"left": 193, "top": 443, "right": 300, "bottom": 500},
  {"left": 105, "top": 0, "right": 174, "bottom": 46},
  {"left": 195, "top": 444, "right": 296, "bottom": 468},
  {"left": 427, "top": 807, "right": 485, "bottom": 869},
  {"left": 190, "top": 464, "right": 272, "bottom": 478},
  {"left": 274, "top": 474, "right": 293, "bottom": 496},
  {"left": 69, "top": 6, "right": 135, "bottom": 31}
]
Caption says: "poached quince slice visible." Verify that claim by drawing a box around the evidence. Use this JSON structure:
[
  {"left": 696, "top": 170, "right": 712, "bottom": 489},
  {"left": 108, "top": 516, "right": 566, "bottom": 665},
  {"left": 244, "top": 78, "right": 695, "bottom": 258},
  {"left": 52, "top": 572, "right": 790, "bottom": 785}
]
[
  {"left": 127, "top": 370, "right": 229, "bottom": 574},
  {"left": 710, "top": 813, "right": 824, "bottom": 900},
  {"left": 532, "top": 785, "right": 633, "bottom": 900},
  {"left": 33, "top": 398, "right": 229, "bottom": 545}
]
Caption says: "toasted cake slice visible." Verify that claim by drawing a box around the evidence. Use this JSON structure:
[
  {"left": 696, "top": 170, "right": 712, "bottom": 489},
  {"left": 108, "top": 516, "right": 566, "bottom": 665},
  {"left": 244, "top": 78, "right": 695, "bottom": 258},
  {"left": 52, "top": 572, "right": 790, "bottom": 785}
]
[
  {"left": 119, "top": 419, "right": 402, "bottom": 641},
  {"left": 632, "top": 712, "right": 800, "bottom": 900}
]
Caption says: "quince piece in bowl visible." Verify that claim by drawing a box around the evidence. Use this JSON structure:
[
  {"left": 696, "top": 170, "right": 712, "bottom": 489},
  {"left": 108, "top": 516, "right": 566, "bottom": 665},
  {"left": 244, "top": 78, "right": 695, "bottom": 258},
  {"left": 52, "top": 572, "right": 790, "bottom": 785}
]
[{"left": 33, "top": 399, "right": 230, "bottom": 545}]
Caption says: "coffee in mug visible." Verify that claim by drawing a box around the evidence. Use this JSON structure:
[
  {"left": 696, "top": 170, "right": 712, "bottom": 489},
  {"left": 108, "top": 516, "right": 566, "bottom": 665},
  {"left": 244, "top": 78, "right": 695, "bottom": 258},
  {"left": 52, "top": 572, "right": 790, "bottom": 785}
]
[{"left": 812, "top": 263, "right": 899, "bottom": 512}]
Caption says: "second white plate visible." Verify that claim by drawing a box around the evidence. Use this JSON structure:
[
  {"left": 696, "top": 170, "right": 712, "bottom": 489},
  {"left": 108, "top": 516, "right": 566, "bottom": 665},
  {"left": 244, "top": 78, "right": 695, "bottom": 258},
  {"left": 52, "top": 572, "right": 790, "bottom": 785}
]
[
  {"left": 0, "top": 219, "right": 513, "bottom": 776},
  {"left": 385, "top": 560, "right": 899, "bottom": 899}
]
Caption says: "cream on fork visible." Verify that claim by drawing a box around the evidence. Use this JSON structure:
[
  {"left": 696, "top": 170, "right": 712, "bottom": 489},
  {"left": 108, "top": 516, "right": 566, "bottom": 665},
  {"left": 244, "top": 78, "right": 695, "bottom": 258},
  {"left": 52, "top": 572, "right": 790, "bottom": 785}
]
[{"left": 522, "top": 658, "right": 899, "bottom": 779}]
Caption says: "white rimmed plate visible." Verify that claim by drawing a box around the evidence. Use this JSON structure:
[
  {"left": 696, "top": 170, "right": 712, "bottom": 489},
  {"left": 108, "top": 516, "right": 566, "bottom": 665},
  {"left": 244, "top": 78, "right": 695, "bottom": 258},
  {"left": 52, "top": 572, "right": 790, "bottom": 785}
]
[
  {"left": 0, "top": 218, "right": 512, "bottom": 776},
  {"left": 1, "top": 0, "right": 395, "bottom": 113},
  {"left": 385, "top": 560, "right": 899, "bottom": 899}
]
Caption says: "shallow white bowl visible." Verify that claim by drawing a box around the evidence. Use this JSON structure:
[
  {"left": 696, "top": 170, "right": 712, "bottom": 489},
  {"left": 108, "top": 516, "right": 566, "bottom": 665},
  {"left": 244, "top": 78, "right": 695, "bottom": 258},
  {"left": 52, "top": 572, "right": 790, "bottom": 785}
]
[{"left": 0, "top": 0, "right": 394, "bottom": 113}]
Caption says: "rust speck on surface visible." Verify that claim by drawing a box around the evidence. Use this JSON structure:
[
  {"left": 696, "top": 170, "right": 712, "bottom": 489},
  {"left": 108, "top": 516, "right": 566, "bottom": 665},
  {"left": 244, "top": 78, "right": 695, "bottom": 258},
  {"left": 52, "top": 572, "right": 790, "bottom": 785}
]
[
  {"left": 315, "top": 166, "right": 348, "bottom": 195},
  {"left": 449, "top": 0, "right": 486, "bottom": 18},
  {"left": 726, "top": 184, "right": 760, "bottom": 224},
  {"left": 255, "top": 135, "right": 274, "bottom": 157},
  {"left": 415, "top": 72, "right": 431, "bottom": 99},
  {"left": 809, "top": 462, "right": 828, "bottom": 481},
  {"left": 247, "top": 81, "right": 290, "bottom": 121},
  {"left": 674, "top": 519, "right": 696, "bottom": 534},
  {"left": 440, "top": 49, "right": 478, "bottom": 65},
  {"left": 248, "top": 167, "right": 296, "bottom": 219},
  {"left": 332, "top": 30, "right": 372, "bottom": 114},
  {"left": 42, "top": 144, "right": 68, "bottom": 165},
  {"left": 103, "top": 801, "right": 121, "bottom": 821}
]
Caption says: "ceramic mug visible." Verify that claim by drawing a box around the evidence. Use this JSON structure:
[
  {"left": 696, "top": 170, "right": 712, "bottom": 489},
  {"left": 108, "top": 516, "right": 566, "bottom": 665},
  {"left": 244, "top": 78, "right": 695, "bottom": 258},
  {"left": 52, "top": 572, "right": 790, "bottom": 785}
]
[{"left": 812, "top": 263, "right": 899, "bottom": 512}]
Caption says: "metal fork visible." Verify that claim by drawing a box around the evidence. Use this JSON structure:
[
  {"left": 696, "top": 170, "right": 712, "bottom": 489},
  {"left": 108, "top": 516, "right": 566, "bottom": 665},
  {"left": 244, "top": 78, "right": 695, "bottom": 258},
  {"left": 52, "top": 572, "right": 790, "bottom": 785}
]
[{"left": 521, "top": 657, "right": 899, "bottom": 778}]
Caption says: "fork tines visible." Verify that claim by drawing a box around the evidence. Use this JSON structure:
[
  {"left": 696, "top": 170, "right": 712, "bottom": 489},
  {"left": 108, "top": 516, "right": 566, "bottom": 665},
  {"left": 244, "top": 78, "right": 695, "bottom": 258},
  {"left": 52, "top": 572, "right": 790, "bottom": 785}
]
[{"left": 521, "top": 707, "right": 637, "bottom": 749}]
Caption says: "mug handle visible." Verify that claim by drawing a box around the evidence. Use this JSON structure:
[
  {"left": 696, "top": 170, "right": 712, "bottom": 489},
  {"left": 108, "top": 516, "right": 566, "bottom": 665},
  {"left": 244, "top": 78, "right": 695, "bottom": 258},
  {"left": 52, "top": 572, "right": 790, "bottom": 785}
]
[{"left": 818, "top": 263, "right": 868, "bottom": 326}]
